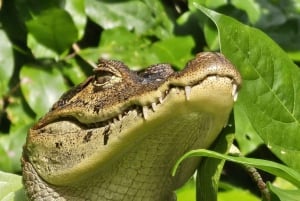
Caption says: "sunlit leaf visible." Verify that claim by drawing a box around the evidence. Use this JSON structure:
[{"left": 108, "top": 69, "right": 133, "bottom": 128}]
[
  {"left": 85, "top": 0, "right": 154, "bottom": 34},
  {"left": 26, "top": 8, "right": 78, "bottom": 58},
  {"left": 218, "top": 188, "right": 259, "bottom": 201},
  {"left": 141, "top": 0, "right": 174, "bottom": 39},
  {"left": 150, "top": 36, "right": 195, "bottom": 69},
  {"left": 79, "top": 27, "right": 155, "bottom": 69},
  {"left": 268, "top": 182, "right": 300, "bottom": 201},
  {"left": 5, "top": 125, "right": 30, "bottom": 172},
  {"left": 0, "top": 171, "right": 25, "bottom": 201},
  {"left": 65, "top": 0, "right": 87, "bottom": 39},
  {"left": 234, "top": 105, "right": 263, "bottom": 155},
  {"left": 27, "top": 34, "right": 58, "bottom": 59},
  {"left": 190, "top": 0, "right": 227, "bottom": 9},
  {"left": 20, "top": 64, "right": 68, "bottom": 117},
  {"left": 0, "top": 142, "right": 11, "bottom": 172},
  {"left": 196, "top": 127, "right": 235, "bottom": 201},
  {"left": 62, "top": 58, "right": 88, "bottom": 85},
  {"left": 176, "top": 179, "right": 196, "bottom": 201},
  {"left": 172, "top": 149, "right": 300, "bottom": 188},
  {"left": 231, "top": 0, "right": 260, "bottom": 24},
  {"left": 0, "top": 30, "right": 14, "bottom": 97},
  {"left": 196, "top": 5, "right": 300, "bottom": 172}
]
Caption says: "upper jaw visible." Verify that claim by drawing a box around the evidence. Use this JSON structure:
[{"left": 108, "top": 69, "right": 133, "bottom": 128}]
[{"left": 32, "top": 52, "right": 241, "bottom": 130}]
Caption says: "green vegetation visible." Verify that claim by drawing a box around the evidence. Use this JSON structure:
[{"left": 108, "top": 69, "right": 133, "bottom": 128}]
[{"left": 1, "top": 0, "right": 300, "bottom": 200}]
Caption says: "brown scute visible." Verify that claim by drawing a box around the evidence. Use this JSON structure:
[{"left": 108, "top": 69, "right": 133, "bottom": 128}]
[{"left": 83, "top": 131, "right": 93, "bottom": 143}]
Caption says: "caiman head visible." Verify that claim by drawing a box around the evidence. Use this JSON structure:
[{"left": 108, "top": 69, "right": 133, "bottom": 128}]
[{"left": 22, "top": 52, "right": 241, "bottom": 201}]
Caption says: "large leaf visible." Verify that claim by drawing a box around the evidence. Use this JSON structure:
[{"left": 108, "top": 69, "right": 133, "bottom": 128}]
[
  {"left": 26, "top": 8, "right": 78, "bottom": 58},
  {"left": 20, "top": 64, "right": 68, "bottom": 117},
  {"left": 64, "top": 0, "right": 87, "bottom": 39},
  {"left": 0, "top": 30, "right": 14, "bottom": 98},
  {"left": 231, "top": 0, "right": 260, "bottom": 24},
  {"left": 176, "top": 179, "right": 196, "bottom": 201},
  {"left": 0, "top": 142, "right": 11, "bottom": 172},
  {"left": 79, "top": 27, "right": 154, "bottom": 69},
  {"left": 172, "top": 149, "right": 300, "bottom": 188},
  {"left": 268, "top": 182, "right": 300, "bottom": 201},
  {"left": 0, "top": 125, "right": 29, "bottom": 173},
  {"left": 85, "top": 0, "right": 154, "bottom": 34},
  {"left": 218, "top": 188, "right": 259, "bottom": 201},
  {"left": 0, "top": 96, "right": 33, "bottom": 173},
  {"left": 196, "top": 126, "right": 235, "bottom": 201},
  {"left": 234, "top": 104, "right": 263, "bottom": 155},
  {"left": 196, "top": 5, "right": 300, "bottom": 172},
  {"left": 0, "top": 171, "right": 25, "bottom": 201},
  {"left": 0, "top": 98, "right": 31, "bottom": 172},
  {"left": 141, "top": 0, "right": 174, "bottom": 39},
  {"left": 62, "top": 58, "right": 88, "bottom": 85},
  {"left": 150, "top": 36, "right": 195, "bottom": 69},
  {"left": 79, "top": 27, "right": 195, "bottom": 70}
]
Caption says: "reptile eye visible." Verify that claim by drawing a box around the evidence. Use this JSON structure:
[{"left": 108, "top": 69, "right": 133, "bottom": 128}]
[
  {"left": 93, "top": 59, "right": 123, "bottom": 89},
  {"left": 94, "top": 71, "right": 114, "bottom": 86},
  {"left": 93, "top": 70, "right": 122, "bottom": 88}
]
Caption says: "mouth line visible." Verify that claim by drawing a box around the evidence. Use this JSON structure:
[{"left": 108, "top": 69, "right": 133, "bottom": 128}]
[{"left": 34, "top": 74, "right": 239, "bottom": 131}]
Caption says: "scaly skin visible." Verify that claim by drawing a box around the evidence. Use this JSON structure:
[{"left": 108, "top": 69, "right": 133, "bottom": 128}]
[{"left": 22, "top": 52, "right": 241, "bottom": 201}]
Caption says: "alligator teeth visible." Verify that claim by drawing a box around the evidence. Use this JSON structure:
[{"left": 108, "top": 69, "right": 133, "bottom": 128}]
[
  {"left": 151, "top": 102, "right": 157, "bottom": 112},
  {"left": 232, "top": 84, "right": 238, "bottom": 102},
  {"left": 184, "top": 86, "right": 192, "bottom": 101},
  {"left": 113, "top": 118, "right": 118, "bottom": 124},
  {"left": 142, "top": 106, "right": 149, "bottom": 120},
  {"left": 118, "top": 114, "right": 122, "bottom": 121},
  {"left": 159, "top": 97, "right": 163, "bottom": 104},
  {"left": 233, "top": 92, "right": 239, "bottom": 102}
]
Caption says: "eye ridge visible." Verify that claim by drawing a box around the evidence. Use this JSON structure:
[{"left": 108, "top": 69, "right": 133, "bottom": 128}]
[
  {"left": 94, "top": 71, "right": 115, "bottom": 86},
  {"left": 92, "top": 68, "right": 123, "bottom": 89}
]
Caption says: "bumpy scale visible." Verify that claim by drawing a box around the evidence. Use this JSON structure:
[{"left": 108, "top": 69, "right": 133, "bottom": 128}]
[{"left": 22, "top": 52, "right": 241, "bottom": 201}]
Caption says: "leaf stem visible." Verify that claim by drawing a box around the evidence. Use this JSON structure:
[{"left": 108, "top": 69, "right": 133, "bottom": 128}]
[
  {"left": 229, "top": 145, "right": 271, "bottom": 200},
  {"left": 245, "top": 165, "right": 271, "bottom": 201}
]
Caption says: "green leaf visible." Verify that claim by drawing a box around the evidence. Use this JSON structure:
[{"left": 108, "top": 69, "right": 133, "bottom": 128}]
[
  {"left": 268, "top": 182, "right": 300, "bottom": 201},
  {"left": 267, "top": 20, "right": 300, "bottom": 61},
  {"left": 0, "top": 171, "right": 25, "bottom": 201},
  {"left": 4, "top": 125, "right": 30, "bottom": 172},
  {"left": 251, "top": 0, "right": 286, "bottom": 28},
  {"left": 196, "top": 127, "right": 235, "bottom": 201},
  {"left": 196, "top": 5, "right": 300, "bottom": 172},
  {"left": 20, "top": 64, "right": 68, "bottom": 117},
  {"left": 190, "top": 0, "right": 227, "bottom": 9},
  {"left": 234, "top": 105, "right": 263, "bottom": 155},
  {"left": 64, "top": 0, "right": 87, "bottom": 39},
  {"left": 218, "top": 188, "right": 259, "bottom": 201},
  {"left": 0, "top": 30, "right": 14, "bottom": 97},
  {"left": 176, "top": 179, "right": 196, "bottom": 201},
  {"left": 231, "top": 0, "right": 260, "bottom": 24},
  {"left": 6, "top": 96, "right": 34, "bottom": 126},
  {"left": 172, "top": 149, "right": 300, "bottom": 188},
  {"left": 26, "top": 8, "right": 78, "bottom": 58},
  {"left": 79, "top": 27, "right": 156, "bottom": 69},
  {"left": 62, "top": 58, "right": 88, "bottom": 85},
  {"left": 141, "top": 0, "right": 174, "bottom": 39},
  {"left": 85, "top": 0, "right": 154, "bottom": 34},
  {"left": 27, "top": 34, "right": 58, "bottom": 59},
  {"left": 150, "top": 36, "right": 195, "bottom": 69},
  {"left": 203, "top": 20, "right": 219, "bottom": 51},
  {"left": 0, "top": 95, "right": 32, "bottom": 172},
  {"left": 0, "top": 142, "right": 12, "bottom": 172},
  {"left": 81, "top": 32, "right": 195, "bottom": 70},
  {"left": 4, "top": 95, "right": 35, "bottom": 172}
]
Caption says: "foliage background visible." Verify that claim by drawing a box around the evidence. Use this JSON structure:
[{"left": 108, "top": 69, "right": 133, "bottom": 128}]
[{"left": 0, "top": 0, "right": 300, "bottom": 200}]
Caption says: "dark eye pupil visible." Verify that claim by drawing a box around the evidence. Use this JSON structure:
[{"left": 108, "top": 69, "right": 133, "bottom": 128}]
[
  {"left": 93, "top": 71, "right": 115, "bottom": 86},
  {"left": 96, "top": 75, "right": 111, "bottom": 84}
]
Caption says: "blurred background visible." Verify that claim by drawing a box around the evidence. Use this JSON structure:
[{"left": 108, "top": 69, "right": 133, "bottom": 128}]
[{"left": 1, "top": 0, "right": 300, "bottom": 200}]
